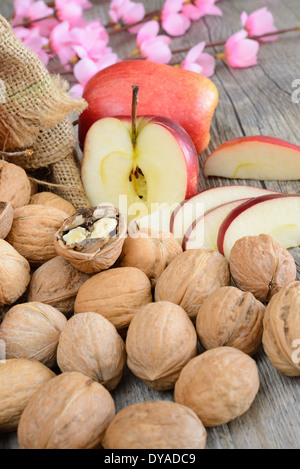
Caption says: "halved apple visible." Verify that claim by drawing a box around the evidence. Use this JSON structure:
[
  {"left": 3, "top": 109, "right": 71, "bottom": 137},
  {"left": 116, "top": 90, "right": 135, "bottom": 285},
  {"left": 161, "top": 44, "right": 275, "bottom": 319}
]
[
  {"left": 81, "top": 116, "right": 199, "bottom": 220},
  {"left": 182, "top": 198, "right": 250, "bottom": 251},
  {"left": 217, "top": 194, "right": 300, "bottom": 260},
  {"left": 170, "top": 185, "right": 278, "bottom": 243},
  {"left": 204, "top": 136, "right": 300, "bottom": 179}
]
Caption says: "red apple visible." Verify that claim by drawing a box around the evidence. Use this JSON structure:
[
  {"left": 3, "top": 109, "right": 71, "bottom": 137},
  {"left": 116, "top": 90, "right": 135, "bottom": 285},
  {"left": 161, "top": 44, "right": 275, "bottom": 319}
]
[
  {"left": 81, "top": 115, "right": 199, "bottom": 219},
  {"left": 170, "top": 185, "right": 278, "bottom": 244},
  {"left": 204, "top": 136, "right": 300, "bottom": 179},
  {"left": 78, "top": 60, "right": 218, "bottom": 154},
  {"left": 217, "top": 193, "right": 300, "bottom": 259}
]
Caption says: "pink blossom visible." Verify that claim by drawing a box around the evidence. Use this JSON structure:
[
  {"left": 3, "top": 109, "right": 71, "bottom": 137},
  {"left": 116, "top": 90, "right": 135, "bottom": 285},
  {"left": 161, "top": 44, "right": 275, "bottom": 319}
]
[
  {"left": 55, "top": 0, "right": 86, "bottom": 27},
  {"left": 136, "top": 21, "right": 172, "bottom": 64},
  {"left": 161, "top": 0, "right": 191, "bottom": 36},
  {"left": 12, "top": 0, "right": 54, "bottom": 26},
  {"left": 109, "top": 0, "right": 145, "bottom": 25},
  {"left": 69, "top": 55, "right": 119, "bottom": 97},
  {"left": 241, "top": 7, "right": 278, "bottom": 42},
  {"left": 182, "top": 0, "right": 222, "bottom": 20},
  {"left": 221, "top": 29, "right": 259, "bottom": 68},
  {"left": 69, "top": 21, "right": 109, "bottom": 61},
  {"left": 14, "top": 26, "right": 50, "bottom": 65},
  {"left": 181, "top": 42, "right": 215, "bottom": 77},
  {"left": 50, "top": 21, "right": 77, "bottom": 64}
]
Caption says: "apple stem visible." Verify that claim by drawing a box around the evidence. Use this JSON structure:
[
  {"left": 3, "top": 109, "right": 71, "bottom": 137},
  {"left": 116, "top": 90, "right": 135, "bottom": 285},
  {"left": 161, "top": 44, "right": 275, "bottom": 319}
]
[{"left": 131, "top": 85, "right": 139, "bottom": 149}]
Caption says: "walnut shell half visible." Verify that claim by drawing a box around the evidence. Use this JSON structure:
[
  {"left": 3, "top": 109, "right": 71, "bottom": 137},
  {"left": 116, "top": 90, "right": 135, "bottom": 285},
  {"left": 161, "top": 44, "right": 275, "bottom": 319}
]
[
  {"left": 155, "top": 249, "right": 230, "bottom": 320},
  {"left": 174, "top": 347, "right": 260, "bottom": 427},
  {"left": 28, "top": 256, "right": 89, "bottom": 317},
  {"left": 54, "top": 205, "right": 127, "bottom": 274},
  {"left": 262, "top": 281, "right": 300, "bottom": 376},
  {"left": 196, "top": 286, "right": 265, "bottom": 356},
  {"left": 229, "top": 234, "right": 296, "bottom": 302},
  {"left": 17, "top": 372, "right": 115, "bottom": 449},
  {"left": 126, "top": 301, "right": 197, "bottom": 390},
  {"left": 102, "top": 401, "right": 207, "bottom": 449}
]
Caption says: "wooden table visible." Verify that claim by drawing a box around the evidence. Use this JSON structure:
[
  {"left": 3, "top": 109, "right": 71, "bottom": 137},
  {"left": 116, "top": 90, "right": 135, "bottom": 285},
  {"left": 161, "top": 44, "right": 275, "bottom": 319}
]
[{"left": 1, "top": 0, "right": 300, "bottom": 450}]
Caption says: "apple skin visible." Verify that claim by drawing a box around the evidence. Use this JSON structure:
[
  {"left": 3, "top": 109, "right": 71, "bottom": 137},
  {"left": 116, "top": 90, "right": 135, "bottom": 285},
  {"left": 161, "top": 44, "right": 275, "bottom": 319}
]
[
  {"left": 207, "top": 135, "right": 300, "bottom": 153},
  {"left": 78, "top": 60, "right": 219, "bottom": 154},
  {"left": 112, "top": 115, "right": 200, "bottom": 200},
  {"left": 217, "top": 193, "right": 294, "bottom": 255}
]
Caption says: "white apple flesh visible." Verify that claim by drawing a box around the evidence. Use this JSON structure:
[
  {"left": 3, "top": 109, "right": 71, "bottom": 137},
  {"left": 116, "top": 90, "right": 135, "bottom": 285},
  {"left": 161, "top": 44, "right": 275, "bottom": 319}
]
[
  {"left": 218, "top": 194, "right": 300, "bottom": 260},
  {"left": 182, "top": 198, "right": 250, "bottom": 251},
  {"left": 81, "top": 116, "right": 199, "bottom": 221},
  {"left": 204, "top": 136, "right": 300, "bottom": 179},
  {"left": 170, "top": 185, "right": 278, "bottom": 244}
]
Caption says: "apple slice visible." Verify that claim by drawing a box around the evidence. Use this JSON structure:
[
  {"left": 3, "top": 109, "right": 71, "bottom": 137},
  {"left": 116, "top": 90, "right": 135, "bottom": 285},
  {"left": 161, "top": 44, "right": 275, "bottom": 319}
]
[
  {"left": 170, "top": 185, "right": 278, "bottom": 244},
  {"left": 182, "top": 198, "right": 250, "bottom": 251},
  {"left": 217, "top": 194, "right": 300, "bottom": 260},
  {"left": 204, "top": 136, "right": 300, "bottom": 179},
  {"left": 82, "top": 115, "right": 199, "bottom": 220}
]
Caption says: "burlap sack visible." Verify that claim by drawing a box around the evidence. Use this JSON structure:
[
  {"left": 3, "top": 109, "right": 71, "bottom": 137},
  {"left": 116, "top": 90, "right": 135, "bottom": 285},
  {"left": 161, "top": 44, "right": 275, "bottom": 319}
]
[{"left": 0, "top": 15, "right": 90, "bottom": 209}]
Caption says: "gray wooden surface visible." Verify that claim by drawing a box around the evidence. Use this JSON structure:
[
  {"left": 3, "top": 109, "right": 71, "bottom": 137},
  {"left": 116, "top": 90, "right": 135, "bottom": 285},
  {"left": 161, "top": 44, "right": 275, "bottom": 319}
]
[{"left": 1, "top": 0, "right": 300, "bottom": 450}]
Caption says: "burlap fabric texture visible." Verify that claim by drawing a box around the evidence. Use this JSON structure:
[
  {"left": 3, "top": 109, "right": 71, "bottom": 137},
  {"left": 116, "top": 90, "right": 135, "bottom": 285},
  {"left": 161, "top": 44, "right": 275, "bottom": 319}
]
[{"left": 0, "top": 15, "right": 90, "bottom": 209}]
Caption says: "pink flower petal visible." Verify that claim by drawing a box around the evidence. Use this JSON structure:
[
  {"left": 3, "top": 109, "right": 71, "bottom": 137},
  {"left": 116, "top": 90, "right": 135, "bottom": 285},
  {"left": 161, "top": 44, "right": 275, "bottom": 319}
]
[
  {"left": 181, "top": 4, "right": 202, "bottom": 20},
  {"left": 181, "top": 62, "right": 204, "bottom": 74},
  {"left": 140, "top": 38, "right": 172, "bottom": 64},
  {"left": 162, "top": 13, "right": 191, "bottom": 36},
  {"left": 73, "top": 58, "right": 99, "bottom": 84},
  {"left": 137, "top": 20, "right": 159, "bottom": 46},
  {"left": 185, "top": 42, "right": 206, "bottom": 63},
  {"left": 69, "top": 83, "right": 85, "bottom": 98},
  {"left": 122, "top": 3, "right": 145, "bottom": 24},
  {"left": 196, "top": 52, "right": 215, "bottom": 77},
  {"left": 244, "top": 7, "right": 278, "bottom": 42},
  {"left": 225, "top": 30, "right": 259, "bottom": 68}
]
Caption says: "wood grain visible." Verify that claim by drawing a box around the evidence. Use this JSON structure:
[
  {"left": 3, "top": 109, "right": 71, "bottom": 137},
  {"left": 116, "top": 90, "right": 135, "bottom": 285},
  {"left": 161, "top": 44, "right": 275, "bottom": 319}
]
[{"left": 1, "top": 0, "right": 300, "bottom": 450}]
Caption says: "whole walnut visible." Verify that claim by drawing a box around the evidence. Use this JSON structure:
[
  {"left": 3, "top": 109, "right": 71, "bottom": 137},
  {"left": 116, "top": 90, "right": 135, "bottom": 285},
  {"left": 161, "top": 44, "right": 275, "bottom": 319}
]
[
  {"left": 126, "top": 301, "right": 197, "bottom": 390},
  {"left": 229, "top": 234, "right": 296, "bottom": 302},
  {"left": 29, "top": 192, "right": 76, "bottom": 217},
  {"left": 0, "top": 358, "right": 55, "bottom": 432},
  {"left": 119, "top": 229, "right": 182, "bottom": 287},
  {"left": 155, "top": 249, "right": 230, "bottom": 320},
  {"left": 102, "top": 401, "right": 207, "bottom": 449},
  {"left": 174, "top": 347, "right": 260, "bottom": 427},
  {"left": 0, "top": 302, "right": 67, "bottom": 368},
  {"left": 263, "top": 281, "right": 300, "bottom": 376},
  {"left": 17, "top": 372, "right": 115, "bottom": 449},
  {"left": 74, "top": 267, "right": 152, "bottom": 334},
  {"left": 28, "top": 256, "right": 89, "bottom": 317},
  {"left": 0, "top": 160, "right": 31, "bottom": 208},
  {"left": 196, "top": 286, "right": 265, "bottom": 356},
  {"left": 0, "top": 201, "right": 13, "bottom": 239},
  {"left": 57, "top": 312, "right": 126, "bottom": 391},
  {"left": 6, "top": 204, "right": 68, "bottom": 265},
  {"left": 0, "top": 239, "right": 30, "bottom": 307}
]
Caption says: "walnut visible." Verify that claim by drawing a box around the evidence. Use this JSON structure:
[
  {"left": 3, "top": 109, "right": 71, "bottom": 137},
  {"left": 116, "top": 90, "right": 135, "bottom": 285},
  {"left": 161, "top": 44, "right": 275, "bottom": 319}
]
[
  {"left": 0, "top": 201, "right": 13, "bottom": 239},
  {"left": 6, "top": 204, "right": 68, "bottom": 265},
  {"left": 118, "top": 229, "right": 182, "bottom": 287},
  {"left": 102, "top": 401, "right": 207, "bottom": 449},
  {"left": 29, "top": 192, "right": 76, "bottom": 217},
  {"left": 174, "top": 347, "right": 260, "bottom": 427},
  {"left": 0, "top": 302, "right": 67, "bottom": 368},
  {"left": 126, "top": 301, "right": 197, "bottom": 390},
  {"left": 74, "top": 267, "right": 152, "bottom": 334},
  {"left": 54, "top": 205, "right": 127, "bottom": 274},
  {"left": 196, "top": 286, "right": 265, "bottom": 356},
  {"left": 0, "top": 160, "right": 31, "bottom": 208},
  {"left": 57, "top": 312, "right": 126, "bottom": 391},
  {"left": 229, "top": 234, "right": 296, "bottom": 302},
  {"left": 0, "top": 358, "right": 55, "bottom": 432},
  {"left": 0, "top": 239, "right": 30, "bottom": 307},
  {"left": 155, "top": 249, "right": 230, "bottom": 320},
  {"left": 262, "top": 281, "right": 300, "bottom": 376},
  {"left": 17, "top": 371, "right": 115, "bottom": 449},
  {"left": 28, "top": 256, "right": 89, "bottom": 317}
]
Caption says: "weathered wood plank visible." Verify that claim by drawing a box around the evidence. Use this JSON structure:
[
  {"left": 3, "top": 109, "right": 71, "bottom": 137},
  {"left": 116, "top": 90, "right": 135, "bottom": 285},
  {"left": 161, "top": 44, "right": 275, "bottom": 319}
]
[{"left": 1, "top": 0, "right": 300, "bottom": 450}]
